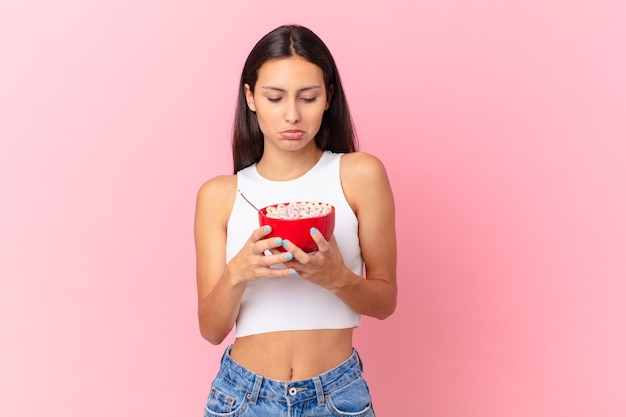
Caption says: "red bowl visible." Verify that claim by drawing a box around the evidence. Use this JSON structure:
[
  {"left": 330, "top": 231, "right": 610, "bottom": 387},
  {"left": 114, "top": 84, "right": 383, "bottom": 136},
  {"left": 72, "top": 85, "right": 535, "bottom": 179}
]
[{"left": 259, "top": 202, "right": 335, "bottom": 253}]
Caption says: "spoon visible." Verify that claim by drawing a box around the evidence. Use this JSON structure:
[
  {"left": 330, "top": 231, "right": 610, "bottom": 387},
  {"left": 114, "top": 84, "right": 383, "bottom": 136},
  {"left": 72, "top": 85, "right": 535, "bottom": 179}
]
[{"left": 238, "top": 190, "right": 265, "bottom": 216}]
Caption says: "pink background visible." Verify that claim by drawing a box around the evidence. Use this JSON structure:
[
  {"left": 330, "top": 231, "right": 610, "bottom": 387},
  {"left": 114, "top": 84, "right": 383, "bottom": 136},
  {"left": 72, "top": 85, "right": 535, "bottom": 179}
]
[{"left": 2, "top": 1, "right": 625, "bottom": 416}]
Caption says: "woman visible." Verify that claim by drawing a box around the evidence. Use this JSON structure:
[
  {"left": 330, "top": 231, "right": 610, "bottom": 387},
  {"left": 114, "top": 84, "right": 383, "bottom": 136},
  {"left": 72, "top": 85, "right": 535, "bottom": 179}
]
[{"left": 195, "top": 24, "right": 397, "bottom": 416}]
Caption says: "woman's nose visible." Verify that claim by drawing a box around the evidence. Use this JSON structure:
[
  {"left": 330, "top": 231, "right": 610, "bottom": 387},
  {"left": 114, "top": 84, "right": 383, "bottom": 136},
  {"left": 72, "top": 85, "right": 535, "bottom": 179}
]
[{"left": 284, "top": 100, "right": 301, "bottom": 123}]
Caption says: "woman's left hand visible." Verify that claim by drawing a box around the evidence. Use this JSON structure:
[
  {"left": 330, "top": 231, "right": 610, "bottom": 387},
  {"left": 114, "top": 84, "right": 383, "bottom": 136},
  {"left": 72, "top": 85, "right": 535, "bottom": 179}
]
[{"left": 279, "top": 229, "right": 349, "bottom": 290}]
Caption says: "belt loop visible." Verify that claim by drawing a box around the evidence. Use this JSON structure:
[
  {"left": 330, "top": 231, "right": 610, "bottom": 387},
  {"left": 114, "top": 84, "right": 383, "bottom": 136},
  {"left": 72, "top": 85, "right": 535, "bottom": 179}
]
[
  {"left": 248, "top": 374, "right": 263, "bottom": 404},
  {"left": 221, "top": 345, "right": 233, "bottom": 363},
  {"left": 353, "top": 348, "right": 364, "bottom": 372},
  {"left": 313, "top": 376, "right": 325, "bottom": 405}
]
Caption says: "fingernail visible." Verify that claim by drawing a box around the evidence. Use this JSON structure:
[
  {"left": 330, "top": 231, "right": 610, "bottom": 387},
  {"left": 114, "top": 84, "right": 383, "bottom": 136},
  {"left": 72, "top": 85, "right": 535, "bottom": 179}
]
[
  {"left": 274, "top": 238, "right": 282, "bottom": 245},
  {"left": 285, "top": 253, "right": 293, "bottom": 260},
  {"left": 310, "top": 227, "right": 318, "bottom": 235},
  {"left": 282, "top": 240, "right": 289, "bottom": 247},
  {"left": 264, "top": 226, "right": 271, "bottom": 233},
  {"left": 289, "top": 269, "right": 297, "bottom": 275}
]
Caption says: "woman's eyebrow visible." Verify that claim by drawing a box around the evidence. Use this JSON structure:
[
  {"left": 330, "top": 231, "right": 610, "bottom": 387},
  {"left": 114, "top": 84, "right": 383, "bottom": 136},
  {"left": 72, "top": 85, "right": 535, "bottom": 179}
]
[{"left": 260, "top": 85, "right": 322, "bottom": 92}]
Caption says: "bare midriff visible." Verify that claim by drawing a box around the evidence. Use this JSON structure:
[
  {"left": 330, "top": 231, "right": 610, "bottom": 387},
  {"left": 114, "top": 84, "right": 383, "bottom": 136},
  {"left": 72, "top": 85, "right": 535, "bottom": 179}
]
[{"left": 229, "top": 328, "right": 354, "bottom": 381}]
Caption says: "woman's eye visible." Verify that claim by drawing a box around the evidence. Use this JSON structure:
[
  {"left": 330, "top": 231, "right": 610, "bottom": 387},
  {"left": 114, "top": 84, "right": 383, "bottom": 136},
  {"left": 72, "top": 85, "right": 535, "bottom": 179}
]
[
  {"left": 267, "top": 97, "right": 282, "bottom": 103},
  {"left": 301, "top": 97, "right": 317, "bottom": 103}
]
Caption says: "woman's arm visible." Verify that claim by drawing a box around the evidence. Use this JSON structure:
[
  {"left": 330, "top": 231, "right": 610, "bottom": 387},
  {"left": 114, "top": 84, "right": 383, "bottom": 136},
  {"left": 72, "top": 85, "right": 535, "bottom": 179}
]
[
  {"left": 283, "top": 152, "right": 397, "bottom": 319},
  {"left": 194, "top": 176, "right": 296, "bottom": 344},
  {"left": 336, "top": 151, "right": 397, "bottom": 319},
  {"left": 194, "top": 176, "right": 242, "bottom": 344}
]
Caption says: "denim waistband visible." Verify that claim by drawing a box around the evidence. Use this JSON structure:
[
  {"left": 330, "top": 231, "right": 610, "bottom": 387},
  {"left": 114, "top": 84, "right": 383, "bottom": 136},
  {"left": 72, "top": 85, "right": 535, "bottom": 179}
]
[{"left": 218, "top": 345, "right": 364, "bottom": 406}]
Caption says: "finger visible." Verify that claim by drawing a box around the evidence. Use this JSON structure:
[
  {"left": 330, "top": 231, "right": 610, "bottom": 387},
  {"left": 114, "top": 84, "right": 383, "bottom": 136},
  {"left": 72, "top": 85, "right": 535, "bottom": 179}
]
[
  {"left": 260, "top": 236, "right": 284, "bottom": 253},
  {"left": 281, "top": 239, "right": 309, "bottom": 262},
  {"left": 256, "top": 250, "right": 297, "bottom": 276},
  {"left": 248, "top": 225, "right": 274, "bottom": 250},
  {"left": 258, "top": 244, "right": 294, "bottom": 269},
  {"left": 309, "top": 227, "right": 330, "bottom": 251},
  {"left": 254, "top": 225, "right": 273, "bottom": 240},
  {"left": 253, "top": 255, "right": 297, "bottom": 276},
  {"left": 264, "top": 267, "right": 298, "bottom": 278},
  {"left": 263, "top": 250, "right": 294, "bottom": 265}
]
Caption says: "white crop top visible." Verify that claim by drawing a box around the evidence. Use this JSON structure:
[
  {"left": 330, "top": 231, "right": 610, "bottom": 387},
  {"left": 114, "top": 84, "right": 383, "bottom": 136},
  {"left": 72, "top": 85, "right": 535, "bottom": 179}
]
[{"left": 226, "top": 151, "right": 363, "bottom": 337}]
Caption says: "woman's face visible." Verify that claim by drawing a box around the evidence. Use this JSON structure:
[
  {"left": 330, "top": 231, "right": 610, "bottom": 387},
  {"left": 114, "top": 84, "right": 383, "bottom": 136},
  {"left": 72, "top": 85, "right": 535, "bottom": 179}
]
[{"left": 244, "top": 56, "right": 331, "bottom": 153}]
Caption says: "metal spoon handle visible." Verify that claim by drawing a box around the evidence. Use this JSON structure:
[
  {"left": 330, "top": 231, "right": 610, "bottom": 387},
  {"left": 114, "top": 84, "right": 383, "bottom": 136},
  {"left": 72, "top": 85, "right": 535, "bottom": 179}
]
[{"left": 238, "top": 190, "right": 264, "bottom": 215}]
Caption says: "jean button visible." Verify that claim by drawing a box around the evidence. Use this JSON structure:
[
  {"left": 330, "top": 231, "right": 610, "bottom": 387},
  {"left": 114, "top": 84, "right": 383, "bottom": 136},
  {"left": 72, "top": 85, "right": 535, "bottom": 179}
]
[{"left": 288, "top": 387, "right": 298, "bottom": 396}]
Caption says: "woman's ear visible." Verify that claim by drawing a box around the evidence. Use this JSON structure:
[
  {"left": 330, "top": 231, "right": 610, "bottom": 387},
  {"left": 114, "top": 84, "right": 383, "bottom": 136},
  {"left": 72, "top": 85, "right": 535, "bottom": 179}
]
[
  {"left": 325, "top": 84, "right": 334, "bottom": 110},
  {"left": 244, "top": 84, "right": 256, "bottom": 112}
]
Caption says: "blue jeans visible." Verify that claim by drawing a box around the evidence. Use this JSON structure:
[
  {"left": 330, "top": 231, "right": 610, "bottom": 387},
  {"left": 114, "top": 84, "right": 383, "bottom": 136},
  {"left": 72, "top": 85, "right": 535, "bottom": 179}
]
[{"left": 203, "top": 345, "right": 376, "bottom": 417}]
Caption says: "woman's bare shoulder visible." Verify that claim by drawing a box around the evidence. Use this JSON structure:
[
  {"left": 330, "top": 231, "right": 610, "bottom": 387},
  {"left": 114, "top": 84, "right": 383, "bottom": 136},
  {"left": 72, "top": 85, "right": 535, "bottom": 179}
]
[
  {"left": 339, "top": 151, "right": 393, "bottom": 214},
  {"left": 196, "top": 174, "right": 238, "bottom": 218},
  {"left": 198, "top": 174, "right": 237, "bottom": 195},
  {"left": 340, "top": 151, "right": 389, "bottom": 183}
]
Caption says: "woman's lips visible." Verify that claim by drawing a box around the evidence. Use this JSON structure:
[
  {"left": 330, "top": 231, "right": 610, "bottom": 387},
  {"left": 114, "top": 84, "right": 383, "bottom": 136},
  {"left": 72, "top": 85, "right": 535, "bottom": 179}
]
[{"left": 280, "top": 129, "right": 305, "bottom": 139}]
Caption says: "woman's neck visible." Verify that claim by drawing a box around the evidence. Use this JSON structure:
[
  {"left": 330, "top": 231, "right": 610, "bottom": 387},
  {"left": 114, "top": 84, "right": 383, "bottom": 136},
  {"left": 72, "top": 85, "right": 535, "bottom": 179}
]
[{"left": 256, "top": 146, "right": 324, "bottom": 181}]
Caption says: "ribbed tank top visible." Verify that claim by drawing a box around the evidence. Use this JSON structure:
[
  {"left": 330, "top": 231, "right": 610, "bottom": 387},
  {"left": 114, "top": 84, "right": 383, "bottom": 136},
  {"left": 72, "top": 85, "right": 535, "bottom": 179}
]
[{"left": 227, "top": 151, "right": 363, "bottom": 337}]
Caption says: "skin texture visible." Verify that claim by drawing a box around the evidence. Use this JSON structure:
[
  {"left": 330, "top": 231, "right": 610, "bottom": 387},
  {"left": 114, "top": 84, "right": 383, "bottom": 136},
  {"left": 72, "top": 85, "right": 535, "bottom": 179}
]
[{"left": 195, "top": 56, "right": 397, "bottom": 380}]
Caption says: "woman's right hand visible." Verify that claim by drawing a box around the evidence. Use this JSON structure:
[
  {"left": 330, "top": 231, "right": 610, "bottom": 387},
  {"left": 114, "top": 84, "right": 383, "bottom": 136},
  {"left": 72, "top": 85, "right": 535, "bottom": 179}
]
[
  {"left": 194, "top": 177, "right": 294, "bottom": 344},
  {"left": 225, "top": 226, "right": 297, "bottom": 285}
]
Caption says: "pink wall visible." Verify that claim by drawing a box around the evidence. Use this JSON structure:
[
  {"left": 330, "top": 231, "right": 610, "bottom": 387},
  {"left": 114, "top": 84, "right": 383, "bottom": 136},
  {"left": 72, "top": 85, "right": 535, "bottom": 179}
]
[{"left": 2, "top": 1, "right": 625, "bottom": 416}]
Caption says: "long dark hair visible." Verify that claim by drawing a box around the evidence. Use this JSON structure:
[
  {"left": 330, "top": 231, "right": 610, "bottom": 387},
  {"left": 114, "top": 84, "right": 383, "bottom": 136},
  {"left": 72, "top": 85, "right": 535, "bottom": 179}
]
[{"left": 232, "top": 24, "right": 358, "bottom": 173}]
